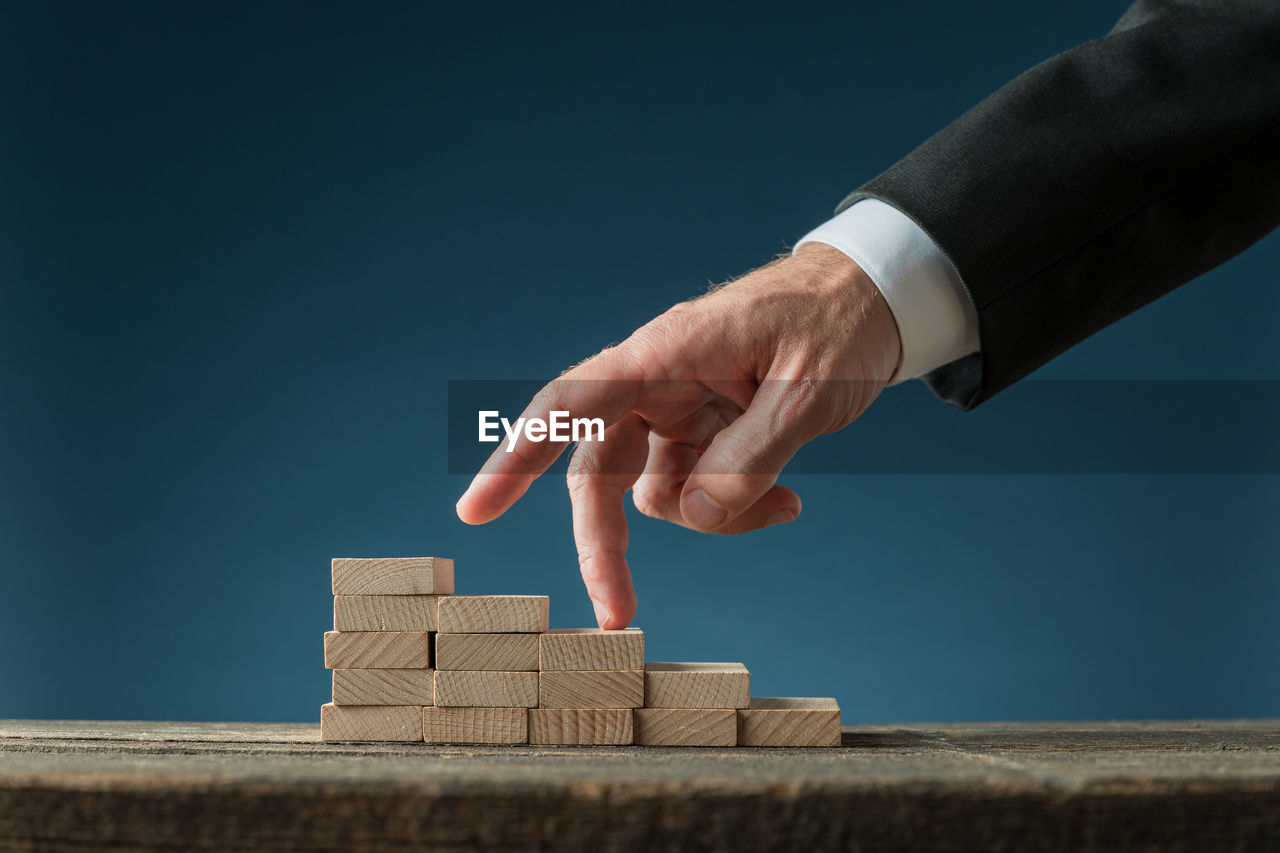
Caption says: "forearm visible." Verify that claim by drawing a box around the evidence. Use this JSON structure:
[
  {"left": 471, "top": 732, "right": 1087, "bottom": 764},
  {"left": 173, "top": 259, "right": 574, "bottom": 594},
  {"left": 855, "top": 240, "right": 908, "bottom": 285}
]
[{"left": 845, "top": 0, "right": 1280, "bottom": 407}]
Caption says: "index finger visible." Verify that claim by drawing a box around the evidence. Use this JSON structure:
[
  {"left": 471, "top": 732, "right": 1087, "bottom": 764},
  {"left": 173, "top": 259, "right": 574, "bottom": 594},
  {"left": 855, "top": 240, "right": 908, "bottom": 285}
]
[{"left": 456, "top": 346, "right": 644, "bottom": 525}]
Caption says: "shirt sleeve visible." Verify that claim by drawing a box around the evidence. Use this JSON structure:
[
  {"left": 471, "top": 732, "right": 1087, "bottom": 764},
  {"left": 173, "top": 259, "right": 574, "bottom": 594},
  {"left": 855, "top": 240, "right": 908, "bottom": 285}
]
[{"left": 794, "top": 198, "right": 979, "bottom": 384}]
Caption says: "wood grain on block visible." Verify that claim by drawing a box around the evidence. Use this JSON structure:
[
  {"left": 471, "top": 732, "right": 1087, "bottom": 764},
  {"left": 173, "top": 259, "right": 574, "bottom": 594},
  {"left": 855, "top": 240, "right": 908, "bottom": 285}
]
[
  {"left": 539, "top": 628, "right": 644, "bottom": 671},
  {"left": 331, "top": 557, "right": 454, "bottom": 596},
  {"left": 333, "top": 595, "right": 439, "bottom": 631},
  {"left": 529, "top": 708, "right": 634, "bottom": 745},
  {"left": 435, "top": 633, "right": 539, "bottom": 671},
  {"left": 538, "top": 670, "right": 644, "bottom": 709},
  {"left": 319, "top": 704, "right": 423, "bottom": 742},
  {"left": 633, "top": 708, "right": 737, "bottom": 747},
  {"left": 433, "top": 670, "right": 539, "bottom": 708},
  {"left": 736, "top": 697, "right": 841, "bottom": 747},
  {"left": 331, "top": 669, "right": 434, "bottom": 705},
  {"left": 422, "top": 707, "right": 528, "bottom": 744},
  {"left": 643, "top": 662, "right": 750, "bottom": 709},
  {"left": 323, "top": 631, "right": 430, "bottom": 669},
  {"left": 436, "top": 595, "right": 549, "bottom": 633}
]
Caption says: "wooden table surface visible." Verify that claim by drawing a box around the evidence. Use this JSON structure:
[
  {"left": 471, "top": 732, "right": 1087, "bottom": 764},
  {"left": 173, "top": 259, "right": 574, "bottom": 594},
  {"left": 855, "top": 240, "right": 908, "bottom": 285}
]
[{"left": 1, "top": 719, "right": 1278, "bottom": 851}]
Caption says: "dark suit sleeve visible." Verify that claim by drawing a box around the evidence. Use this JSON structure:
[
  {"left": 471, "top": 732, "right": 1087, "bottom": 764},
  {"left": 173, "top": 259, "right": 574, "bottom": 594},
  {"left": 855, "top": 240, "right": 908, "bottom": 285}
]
[{"left": 841, "top": 0, "right": 1280, "bottom": 409}]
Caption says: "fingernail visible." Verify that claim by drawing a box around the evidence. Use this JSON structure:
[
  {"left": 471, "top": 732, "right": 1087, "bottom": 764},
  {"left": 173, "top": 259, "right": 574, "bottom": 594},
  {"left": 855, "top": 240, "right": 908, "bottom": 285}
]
[
  {"left": 592, "top": 598, "right": 612, "bottom": 628},
  {"left": 764, "top": 510, "right": 796, "bottom": 528},
  {"left": 683, "top": 489, "right": 728, "bottom": 529}
]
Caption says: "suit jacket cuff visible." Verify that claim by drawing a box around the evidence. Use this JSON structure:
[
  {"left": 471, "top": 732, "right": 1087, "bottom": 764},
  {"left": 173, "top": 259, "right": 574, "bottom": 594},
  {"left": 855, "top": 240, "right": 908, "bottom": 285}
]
[{"left": 794, "top": 199, "right": 979, "bottom": 384}]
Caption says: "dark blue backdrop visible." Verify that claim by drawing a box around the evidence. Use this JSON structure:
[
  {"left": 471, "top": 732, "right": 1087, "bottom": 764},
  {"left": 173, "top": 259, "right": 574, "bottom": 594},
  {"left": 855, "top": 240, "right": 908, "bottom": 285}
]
[{"left": 2, "top": 1, "right": 1276, "bottom": 723}]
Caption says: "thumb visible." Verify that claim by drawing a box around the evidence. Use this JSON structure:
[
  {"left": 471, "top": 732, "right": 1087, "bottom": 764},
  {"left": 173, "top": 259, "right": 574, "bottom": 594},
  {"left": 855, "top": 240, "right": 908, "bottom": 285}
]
[{"left": 678, "top": 380, "right": 831, "bottom": 531}]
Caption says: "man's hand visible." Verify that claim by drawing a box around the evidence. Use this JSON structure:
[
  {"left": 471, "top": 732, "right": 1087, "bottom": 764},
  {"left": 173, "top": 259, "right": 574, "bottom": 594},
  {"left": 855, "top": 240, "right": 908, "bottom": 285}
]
[{"left": 455, "top": 243, "right": 902, "bottom": 628}]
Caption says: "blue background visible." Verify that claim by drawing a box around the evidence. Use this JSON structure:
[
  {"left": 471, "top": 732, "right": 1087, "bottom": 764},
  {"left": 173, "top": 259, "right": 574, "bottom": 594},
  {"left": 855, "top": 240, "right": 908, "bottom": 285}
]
[{"left": 1, "top": 1, "right": 1276, "bottom": 723}]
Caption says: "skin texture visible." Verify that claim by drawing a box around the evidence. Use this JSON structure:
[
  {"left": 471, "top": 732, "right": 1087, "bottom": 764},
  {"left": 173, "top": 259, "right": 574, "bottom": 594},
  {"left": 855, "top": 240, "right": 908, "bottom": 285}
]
[{"left": 456, "top": 243, "right": 902, "bottom": 628}]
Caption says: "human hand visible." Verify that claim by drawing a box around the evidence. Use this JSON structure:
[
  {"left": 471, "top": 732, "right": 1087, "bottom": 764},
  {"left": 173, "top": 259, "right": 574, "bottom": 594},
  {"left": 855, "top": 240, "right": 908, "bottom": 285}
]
[{"left": 455, "top": 243, "right": 902, "bottom": 628}]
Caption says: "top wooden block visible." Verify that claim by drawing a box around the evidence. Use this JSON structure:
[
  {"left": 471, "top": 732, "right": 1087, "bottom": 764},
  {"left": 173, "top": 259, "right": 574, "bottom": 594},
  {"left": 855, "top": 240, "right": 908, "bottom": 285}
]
[
  {"left": 331, "top": 558, "right": 455, "bottom": 595},
  {"left": 437, "top": 595, "right": 549, "bottom": 633},
  {"left": 539, "top": 628, "right": 644, "bottom": 671}
]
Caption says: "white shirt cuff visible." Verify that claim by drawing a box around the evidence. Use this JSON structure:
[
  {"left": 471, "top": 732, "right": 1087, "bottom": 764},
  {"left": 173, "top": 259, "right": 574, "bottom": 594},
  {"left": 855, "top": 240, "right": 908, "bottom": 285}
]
[{"left": 794, "top": 199, "right": 979, "bottom": 383}]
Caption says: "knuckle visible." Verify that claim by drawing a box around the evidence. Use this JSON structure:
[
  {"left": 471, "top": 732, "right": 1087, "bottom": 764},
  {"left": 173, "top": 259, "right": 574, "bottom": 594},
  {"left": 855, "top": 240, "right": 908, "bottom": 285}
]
[
  {"left": 625, "top": 303, "right": 700, "bottom": 376},
  {"left": 575, "top": 545, "right": 623, "bottom": 582},
  {"left": 774, "top": 378, "right": 839, "bottom": 432},
  {"left": 631, "top": 481, "right": 664, "bottom": 519},
  {"left": 575, "top": 550, "right": 603, "bottom": 579},
  {"left": 714, "top": 430, "right": 770, "bottom": 474},
  {"left": 565, "top": 445, "right": 599, "bottom": 485},
  {"left": 529, "top": 379, "right": 566, "bottom": 413},
  {"left": 654, "top": 299, "right": 698, "bottom": 327}
]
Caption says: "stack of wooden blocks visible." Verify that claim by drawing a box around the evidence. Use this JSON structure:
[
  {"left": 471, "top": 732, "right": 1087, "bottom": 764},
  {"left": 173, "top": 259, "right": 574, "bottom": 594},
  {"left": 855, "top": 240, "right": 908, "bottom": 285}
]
[{"left": 322, "top": 557, "right": 841, "bottom": 747}]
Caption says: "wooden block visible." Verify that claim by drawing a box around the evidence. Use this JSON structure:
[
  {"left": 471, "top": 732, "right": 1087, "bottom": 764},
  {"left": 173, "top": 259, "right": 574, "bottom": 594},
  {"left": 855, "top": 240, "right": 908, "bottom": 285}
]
[
  {"left": 633, "top": 708, "right": 737, "bottom": 747},
  {"left": 736, "top": 697, "right": 841, "bottom": 747},
  {"left": 433, "top": 671, "right": 539, "bottom": 708},
  {"left": 539, "top": 628, "right": 644, "bottom": 671},
  {"left": 331, "top": 557, "right": 454, "bottom": 595},
  {"left": 529, "top": 709, "right": 633, "bottom": 745},
  {"left": 422, "top": 707, "right": 528, "bottom": 744},
  {"left": 332, "top": 669, "right": 434, "bottom": 705},
  {"left": 320, "top": 704, "right": 423, "bottom": 742},
  {"left": 333, "top": 595, "right": 439, "bottom": 631},
  {"left": 643, "top": 662, "right": 750, "bottom": 709},
  {"left": 538, "top": 670, "right": 643, "bottom": 709},
  {"left": 323, "top": 631, "right": 430, "bottom": 669},
  {"left": 435, "top": 633, "right": 539, "bottom": 671},
  {"left": 437, "top": 595, "right": 549, "bottom": 633}
]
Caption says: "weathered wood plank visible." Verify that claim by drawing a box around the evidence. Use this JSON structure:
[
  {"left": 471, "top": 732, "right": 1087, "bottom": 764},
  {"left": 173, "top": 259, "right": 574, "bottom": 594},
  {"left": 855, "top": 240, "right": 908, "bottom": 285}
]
[{"left": 2, "top": 720, "right": 1279, "bottom": 851}]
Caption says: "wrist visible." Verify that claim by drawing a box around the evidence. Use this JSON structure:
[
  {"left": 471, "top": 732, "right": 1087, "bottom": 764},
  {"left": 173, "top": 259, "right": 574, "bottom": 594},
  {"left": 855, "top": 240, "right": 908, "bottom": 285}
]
[{"left": 792, "top": 242, "right": 904, "bottom": 383}]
